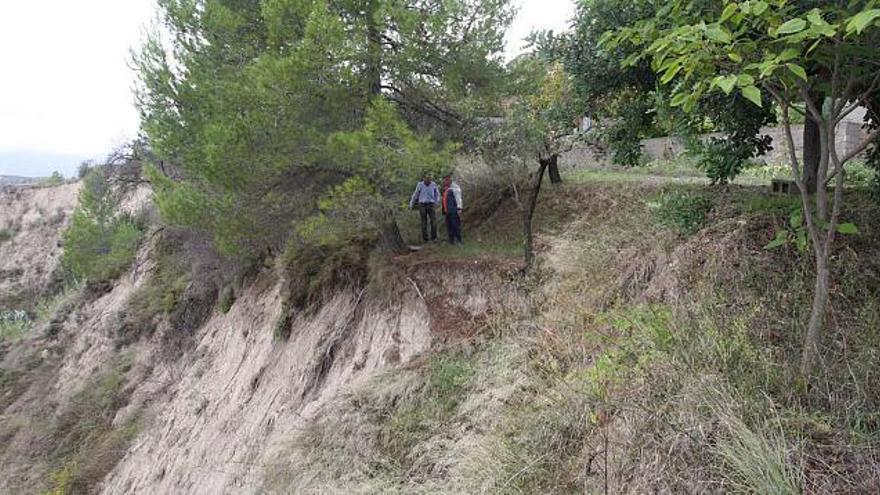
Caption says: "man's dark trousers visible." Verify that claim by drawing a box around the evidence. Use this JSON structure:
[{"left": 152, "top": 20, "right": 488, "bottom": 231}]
[
  {"left": 446, "top": 210, "right": 462, "bottom": 244},
  {"left": 419, "top": 203, "right": 437, "bottom": 241}
]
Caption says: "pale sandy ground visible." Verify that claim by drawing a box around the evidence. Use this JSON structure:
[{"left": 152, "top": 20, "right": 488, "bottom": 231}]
[{"left": 0, "top": 182, "right": 81, "bottom": 305}]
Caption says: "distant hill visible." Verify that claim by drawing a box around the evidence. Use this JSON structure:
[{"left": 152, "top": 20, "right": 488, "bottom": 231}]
[{"left": 0, "top": 175, "right": 42, "bottom": 186}]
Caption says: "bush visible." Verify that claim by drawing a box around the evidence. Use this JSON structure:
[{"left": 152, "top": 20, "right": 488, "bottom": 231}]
[
  {"left": 694, "top": 137, "right": 753, "bottom": 185},
  {"left": 41, "top": 171, "right": 65, "bottom": 187},
  {"left": 62, "top": 213, "right": 142, "bottom": 282},
  {"left": 649, "top": 191, "right": 713, "bottom": 236},
  {"left": 0, "top": 310, "right": 32, "bottom": 341},
  {"left": 0, "top": 228, "right": 12, "bottom": 244},
  {"left": 61, "top": 170, "right": 144, "bottom": 282}
]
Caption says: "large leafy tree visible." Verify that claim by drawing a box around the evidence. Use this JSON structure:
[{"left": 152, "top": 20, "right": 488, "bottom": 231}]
[
  {"left": 612, "top": 0, "right": 880, "bottom": 378},
  {"left": 137, "top": 0, "right": 511, "bottom": 258},
  {"left": 566, "top": 0, "right": 776, "bottom": 180},
  {"left": 564, "top": 0, "right": 659, "bottom": 167}
]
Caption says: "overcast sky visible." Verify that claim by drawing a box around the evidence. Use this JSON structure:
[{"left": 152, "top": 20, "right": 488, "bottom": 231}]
[{"left": 0, "top": 0, "right": 574, "bottom": 177}]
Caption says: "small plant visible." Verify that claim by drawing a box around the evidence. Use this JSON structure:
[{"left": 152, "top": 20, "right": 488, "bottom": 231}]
[
  {"left": 649, "top": 191, "right": 713, "bottom": 236},
  {"left": 0, "top": 310, "right": 32, "bottom": 341},
  {"left": 765, "top": 206, "right": 858, "bottom": 252},
  {"left": 219, "top": 285, "right": 236, "bottom": 314},
  {"left": 41, "top": 171, "right": 65, "bottom": 187},
  {"left": 0, "top": 228, "right": 12, "bottom": 244}
]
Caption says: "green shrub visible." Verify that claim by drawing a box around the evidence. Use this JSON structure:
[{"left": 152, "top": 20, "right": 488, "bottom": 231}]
[
  {"left": 41, "top": 171, "right": 65, "bottom": 187},
  {"left": 694, "top": 138, "right": 753, "bottom": 185},
  {"left": 118, "top": 247, "right": 189, "bottom": 344},
  {"left": 61, "top": 171, "right": 144, "bottom": 282},
  {"left": 649, "top": 191, "right": 713, "bottom": 236},
  {"left": 0, "top": 228, "right": 12, "bottom": 244},
  {"left": 62, "top": 213, "right": 142, "bottom": 282},
  {"left": 0, "top": 310, "right": 32, "bottom": 341}
]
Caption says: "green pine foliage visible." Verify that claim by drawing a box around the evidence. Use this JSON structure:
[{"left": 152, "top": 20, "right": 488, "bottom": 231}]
[
  {"left": 61, "top": 171, "right": 144, "bottom": 283},
  {"left": 136, "top": 0, "right": 512, "bottom": 259}
]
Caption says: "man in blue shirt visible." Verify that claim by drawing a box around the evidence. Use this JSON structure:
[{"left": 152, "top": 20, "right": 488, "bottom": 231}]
[{"left": 409, "top": 174, "right": 440, "bottom": 242}]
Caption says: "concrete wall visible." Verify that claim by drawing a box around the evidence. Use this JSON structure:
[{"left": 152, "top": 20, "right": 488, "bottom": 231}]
[{"left": 562, "top": 121, "right": 870, "bottom": 166}]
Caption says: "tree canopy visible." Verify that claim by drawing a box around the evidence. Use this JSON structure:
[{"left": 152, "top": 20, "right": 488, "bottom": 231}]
[{"left": 137, "top": 0, "right": 512, "bottom": 257}]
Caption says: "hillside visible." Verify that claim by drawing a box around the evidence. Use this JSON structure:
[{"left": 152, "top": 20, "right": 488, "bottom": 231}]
[{"left": 0, "top": 167, "right": 878, "bottom": 494}]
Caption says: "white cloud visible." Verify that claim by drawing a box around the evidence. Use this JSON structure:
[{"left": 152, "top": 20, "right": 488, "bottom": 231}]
[
  {"left": 0, "top": 0, "right": 573, "bottom": 175},
  {"left": 0, "top": 0, "right": 155, "bottom": 156},
  {"left": 505, "top": 0, "right": 575, "bottom": 59}
]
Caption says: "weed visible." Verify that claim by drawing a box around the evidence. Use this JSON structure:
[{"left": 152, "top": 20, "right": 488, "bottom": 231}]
[
  {"left": 45, "top": 353, "right": 140, "bottom": 495},
  {"left": 263, "top": 352, "right": 476, "bottom": 492},
  {"left": 0, "top": 310, "right": 32, "bottom": 342},
  {"left": 117, "top": 237, "right": 192, "bottom": 346},
  {"left": 219, "top": 285, "right": 236, "bottom": 313},
  {"left": 649, "top": 190, "right": 714, "bottom": 236},
  {"left": 0, "top": 228, "right": 12, "bottom": 244}
]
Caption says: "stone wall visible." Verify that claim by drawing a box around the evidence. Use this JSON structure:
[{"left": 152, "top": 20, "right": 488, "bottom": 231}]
[{"left": 562, "top": 121, "right": 870, "bottom": 166}]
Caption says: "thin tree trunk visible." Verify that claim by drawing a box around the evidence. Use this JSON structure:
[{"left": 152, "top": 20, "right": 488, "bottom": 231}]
[
  {"left": 800, "top": 251, "right": 830, "bottom": 377},
  {"left": 548, "top": 154, "right": 563, "bottom": 184},
  {"left": 803, "top": 116, "right": 820, "bottom": 194},
  {"left": 524, "top": 159, "right": 549, "bottom": 270}
]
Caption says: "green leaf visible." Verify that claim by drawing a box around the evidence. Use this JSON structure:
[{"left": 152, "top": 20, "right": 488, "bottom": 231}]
[
  {"left": 789, "top": 209, "right": 803, "bottom": 228},
  {"left": 736, "top": 73, "right": 755, "bottom": 87},
  {"left": 776, "top": 18, "right": 807, "bottom": 36},
  {"left": 715, "top": 75, "right": 738, "bottom": 94},
  {"left": 787, "top": 63, "right": 808, "bottom": 81},
  {"left": 837, "top": 222, "right": 859, "bottom": 234},
  {"left": 796, "top": 230, "right": 808, "bottom": 252},
  {"left": 777, "top": 48, "right": 800, "bottom": 62},
  {"left": 660, "top": 63, "right": 682, "bottom": 84},
  {"left": 764, "top": 231, "right": 787, "bottom": 250},
  {"left": 706, "top": 24, "right": 732, "bottom": 43},
  {"left": 670, "top": 92, "right": 689, "bottom": 107},
  {"left": 847, "top": 9, "right": 880, "bottom": 35},
  {"left": 751, "top": 1, "right": 768, "bottom": 16},
  {"left": 728, "top": 51, "right": 743, "bottom": 63},
  {"left": 742, "top": 85, "right": 762, "bottom": 107},
  {"left": 721, "top": 3, "right": 739, "bottom": 23}
]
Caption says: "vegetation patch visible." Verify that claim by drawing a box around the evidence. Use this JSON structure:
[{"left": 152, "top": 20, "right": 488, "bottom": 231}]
[
  {"left": 0, "top": 228, "right": 12, "bottom": 244},
  {"left": 648, "top": 190, "right": 714, "bottom": 236},
  {"left": 273, "top": 235, "right": 373, "bottom": 339},
  {"left": 0, "top": 310, "right": 32, "bottom": 342},
  {"left": 44, "top": 353, "right": 140, "bottom": 495},
  {"left": 264, "top": 352, "right": 477, "bottom": 492},
  {"left": 61, "top": 170, "right": 144, "bottom": 283},
  {"left": 117, "top": 229, "right": 224, "bottom": 353}
]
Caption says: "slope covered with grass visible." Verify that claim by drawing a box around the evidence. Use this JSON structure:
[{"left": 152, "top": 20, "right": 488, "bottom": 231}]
[{"left": 265, "top": 168, "right": 880, "bottom": 494}]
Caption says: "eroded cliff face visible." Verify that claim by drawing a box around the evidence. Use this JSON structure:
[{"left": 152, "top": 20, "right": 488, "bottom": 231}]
[
  {"left": 0, "top": 182, "right": 80, "bottom": 306},
  {"left": 1, "top": 180, "right": 521, "bottom": 494},
  {"left": 98, "top": 259, "right": 521, "bottom": 494}
]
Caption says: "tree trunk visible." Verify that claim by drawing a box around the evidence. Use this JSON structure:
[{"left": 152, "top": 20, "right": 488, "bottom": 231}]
[
  {"left": 548, "top": 154, "right": 563, "bottom": 184},
  {"left": 365, "top": 0, "right": 382, "bottom": 98},
  {"left": 379, "top": 220, "right": 406, "bottom": 252},
  {"left": 803, "top": 116, "right": 820, "bottom": 194},
  {"left": 523, "top": 159, "right": 549, "bottom": 271},
  {"left": 800, "top": 250, "right": 830, "bottom": 378}
]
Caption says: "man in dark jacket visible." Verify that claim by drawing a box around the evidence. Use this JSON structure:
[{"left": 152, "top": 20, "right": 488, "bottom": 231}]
[{"left": 409, "top": 174, "right": 440, "bottom": 242}]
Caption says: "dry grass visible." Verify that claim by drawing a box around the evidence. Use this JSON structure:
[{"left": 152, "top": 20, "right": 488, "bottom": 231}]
[{"left": 260, "top": 172, "right": 880, "bottom": 493}]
